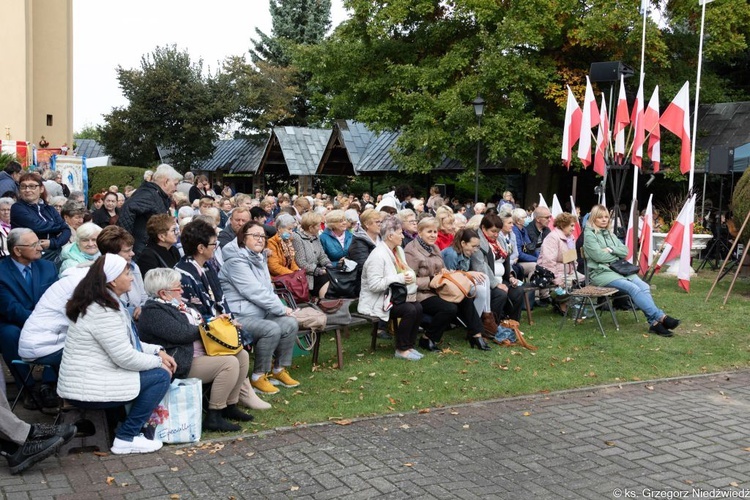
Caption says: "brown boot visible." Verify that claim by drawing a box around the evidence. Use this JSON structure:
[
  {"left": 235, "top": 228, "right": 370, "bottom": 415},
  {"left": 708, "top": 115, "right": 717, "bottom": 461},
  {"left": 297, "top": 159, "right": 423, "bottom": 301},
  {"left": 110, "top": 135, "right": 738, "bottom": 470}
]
[{"left": 481, "top": 312, "right": 498, "bottom": 338}]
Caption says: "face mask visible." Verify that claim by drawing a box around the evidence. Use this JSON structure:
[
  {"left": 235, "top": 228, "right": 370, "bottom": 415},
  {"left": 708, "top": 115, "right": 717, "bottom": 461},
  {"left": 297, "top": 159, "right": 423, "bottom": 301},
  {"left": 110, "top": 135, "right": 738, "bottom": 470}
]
[
  {"left": 281, "top": 232, "right": 291, "bottom": 241},
  {"left": 169, "top": 298, "right": 181, "bottom": 308}
]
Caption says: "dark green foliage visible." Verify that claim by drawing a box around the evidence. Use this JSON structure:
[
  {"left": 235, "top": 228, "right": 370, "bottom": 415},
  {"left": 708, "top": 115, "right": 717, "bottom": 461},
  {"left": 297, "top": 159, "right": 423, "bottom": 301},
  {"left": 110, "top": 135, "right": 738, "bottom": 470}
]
[
  {"left": 87, "top": 166, "right": 146, "bottom": 200},
  {"left": 74, "top": 125, "right": 102, "bottom": 142}
]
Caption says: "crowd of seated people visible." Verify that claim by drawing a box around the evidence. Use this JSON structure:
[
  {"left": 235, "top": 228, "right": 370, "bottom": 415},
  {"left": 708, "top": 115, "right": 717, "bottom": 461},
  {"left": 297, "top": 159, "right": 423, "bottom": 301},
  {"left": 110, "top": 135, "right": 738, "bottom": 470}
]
[{"left": 1, "top": 161, "right": 685, "bottom": 464}]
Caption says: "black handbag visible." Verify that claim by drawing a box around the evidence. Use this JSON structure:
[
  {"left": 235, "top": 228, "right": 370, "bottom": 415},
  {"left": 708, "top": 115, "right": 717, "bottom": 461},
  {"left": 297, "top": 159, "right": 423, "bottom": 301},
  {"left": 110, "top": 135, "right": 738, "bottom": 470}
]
[
  {"left": 383, "top": 283, "right": 408, "bottom": 311},
  {"left": 609, "top": 258, "right": 640, "bottom": 276},
  {"left": 529, "top": 265, "right": 555, "bottom": 288},
  {"left": 326, "top": 266, "right": 360, "bottom": 298}
]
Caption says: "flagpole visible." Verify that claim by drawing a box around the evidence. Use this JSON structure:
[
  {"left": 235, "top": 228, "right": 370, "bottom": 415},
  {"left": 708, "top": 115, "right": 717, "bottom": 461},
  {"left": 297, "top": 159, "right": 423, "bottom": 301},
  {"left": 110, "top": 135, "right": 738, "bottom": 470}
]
[
  {"left": 689, "top": 0, "right": 712, "bottom": 193},
  {"left": 633, "top": 0, "right": 648, "bottom": 200}
]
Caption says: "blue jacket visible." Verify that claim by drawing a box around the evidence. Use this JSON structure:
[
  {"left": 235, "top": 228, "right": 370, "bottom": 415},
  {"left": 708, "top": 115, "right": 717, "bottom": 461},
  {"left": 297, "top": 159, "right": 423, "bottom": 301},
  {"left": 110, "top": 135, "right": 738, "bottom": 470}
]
[
  {"left": 117, "top": 181, "right": 171, "bottom": 258},
  {"left": 319, "top": 228, "right": 352, "bottom": 262},
  {"left": 0, "top": 257, "right": 58, "bottom": 327},
  {"left": 10, "top": 200, "right": 71, "bottom": 250},
  {"left": 441, "top": 246, "right": 471, "bottom": 272},
  {"left": 0, "top": 171, "right": 18, "bottom": 196},
  {"left": 512, "top": 225, "right": 537, "bottom": 262}
]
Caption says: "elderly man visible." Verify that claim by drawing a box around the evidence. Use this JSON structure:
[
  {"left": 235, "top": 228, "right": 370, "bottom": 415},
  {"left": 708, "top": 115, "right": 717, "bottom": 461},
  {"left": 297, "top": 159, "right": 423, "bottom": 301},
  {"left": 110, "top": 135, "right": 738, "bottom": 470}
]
[
  {"left": 118, "top": 164, "right": 182, "bottom": 257},
  {"left": 176, "top": 171, "right": 194, "bottom": 195},
  {"left": 218, "top": 207, "right": 252, "bottom": 249},
  {"left": 0, "top": 229, "right": 58, "bottom": 402},
  {"left": 526, "top": 206, "right": 552, "bottom": 255}
]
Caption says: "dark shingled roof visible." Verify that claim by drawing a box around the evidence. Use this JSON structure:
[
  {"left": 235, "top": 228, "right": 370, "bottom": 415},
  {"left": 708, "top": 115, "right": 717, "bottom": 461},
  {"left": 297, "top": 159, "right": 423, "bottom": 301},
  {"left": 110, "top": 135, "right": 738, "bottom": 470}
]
[
  {"left": 260, "top": 127, "right": 331, "bottom": 176},
  {"left": 74, "top": 139, "right": 107, "bottom": 158},
  {"left": 356, "top": 129, "right": 401, "bottom": 173},
  {"left": 194, "top": 139, "right": 262, "bottom": 173},
  {"left": 697, "top": 102, "right": 750, "bottom": 151}
]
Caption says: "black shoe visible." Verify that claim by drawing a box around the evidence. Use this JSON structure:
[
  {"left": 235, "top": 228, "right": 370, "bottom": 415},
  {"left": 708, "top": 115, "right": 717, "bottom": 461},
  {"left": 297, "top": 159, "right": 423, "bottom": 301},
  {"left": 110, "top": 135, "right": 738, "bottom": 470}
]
[
  {"left": 468, "top": 336, "right": 491, "bottom": 351},
  {"left": 662, "top": 316, "right": 680, "bottom": 330},
  {"left": 535, "top": 298, "right": 551, "bottom": 307},
  {"left": 39, "top": 384, "right": 60, "bottom": 409},
  {"left": 221, "top": 404, "right": 254, "bottom": 422},
  {"left": 418, "top": 338, "right": 442, "bottom": 352},
  {"left": 7, "top": 436, "right": 64, "bottom": 475},
  {"left": 28, "top": 423, "right": 77, "bottom": 443},
  {"left": 649, "top": 323, "right": 674, "bottom": 337},
  {"left": 203, "top": 409, "right": 241, "bottom": 432},
  {"left": 22, "top": 390, "right": 41, "bottom": 411}
]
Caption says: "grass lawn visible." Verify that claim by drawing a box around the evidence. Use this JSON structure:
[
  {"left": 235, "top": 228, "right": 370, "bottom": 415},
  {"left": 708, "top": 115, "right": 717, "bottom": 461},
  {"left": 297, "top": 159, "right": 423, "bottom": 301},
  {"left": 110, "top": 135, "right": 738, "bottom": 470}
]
[{"left": 229, "top": 270, "right": 750, "bottom": 434}]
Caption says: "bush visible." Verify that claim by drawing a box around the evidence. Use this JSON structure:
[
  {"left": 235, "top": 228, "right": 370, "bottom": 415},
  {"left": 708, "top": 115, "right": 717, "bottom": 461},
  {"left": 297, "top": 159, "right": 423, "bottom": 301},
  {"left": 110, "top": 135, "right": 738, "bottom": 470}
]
[
  {"left": 87, "top": 166, "right": 147, "bottom": 199},
  {"left": 732, "top": 167, "right": 750, "bottom": 242}
]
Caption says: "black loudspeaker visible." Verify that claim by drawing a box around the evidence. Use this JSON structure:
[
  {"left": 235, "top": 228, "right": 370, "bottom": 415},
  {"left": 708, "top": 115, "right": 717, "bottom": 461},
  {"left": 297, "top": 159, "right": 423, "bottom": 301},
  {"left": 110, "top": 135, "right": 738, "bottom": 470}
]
[
  {"left": 589, "top": 61, "right": 635, "bottom": 82},
  {"left": 707, "top": 146, "right": 734, "bottom": 175}
]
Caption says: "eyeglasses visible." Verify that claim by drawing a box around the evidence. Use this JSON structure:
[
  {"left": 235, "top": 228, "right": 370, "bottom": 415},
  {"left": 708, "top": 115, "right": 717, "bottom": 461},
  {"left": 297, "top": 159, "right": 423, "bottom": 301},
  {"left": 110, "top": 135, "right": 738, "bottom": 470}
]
[
  {"left": 19, "top": 184, "right": 41, "bottom": 190},
  {"left": 206, "top": 242, "right": 218, "bottom": 247},
  {"left": 165, "top": 285, "right": 183, "bottom": 292},
  {"left": 405, "top": 219, "right": 417, "bottom": 224},
  {"left": 16, "top": 241, "right": 42, "bottom": 248},
  {"left": 245, "top": 233, "right": 266, "bottom": 241}
]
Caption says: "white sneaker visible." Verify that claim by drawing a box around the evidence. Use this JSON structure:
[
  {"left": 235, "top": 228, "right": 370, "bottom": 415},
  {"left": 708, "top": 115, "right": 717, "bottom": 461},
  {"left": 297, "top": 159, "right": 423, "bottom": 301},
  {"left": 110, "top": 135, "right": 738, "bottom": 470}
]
[{"left": 111, "top": 434, "right": 163, "bottom": 455}]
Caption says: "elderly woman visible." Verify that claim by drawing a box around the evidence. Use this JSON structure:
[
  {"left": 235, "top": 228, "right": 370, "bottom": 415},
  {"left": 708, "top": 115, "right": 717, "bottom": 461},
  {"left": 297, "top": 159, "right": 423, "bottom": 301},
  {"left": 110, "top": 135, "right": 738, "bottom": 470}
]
[
  {"left": 266, "top": 213, "right": 300, "bottom": 278},
  {"left": 59, "top": 222, "right": 102, "bottom": 276},
  {"left": 583, "top": 205, "right": 680, "bottom": 337},
  {"left": 48, "top": 196, "right": 67, "bottom": 213},
  {"left": 91, "top": 191, "right": 120, "bottom": 227},
  {"left": 219, "top": 221, "right": 300, "bottom": 395},
  {"left": 291, "top": 211, "right": 332, "bottom": 299},
  {"left": 136, "top": 213, "right": 181, "bottom": 277},
  {"left": 537, "top": 212, "right": 584, "bottom": 315},
  {"left": 138, "top": 268, "right": 252, "bottom": 432},
  {"left": 398, "top": 209, "right": 418, "bottom": 248},
  {"left": 97, "top": 226, "right": 147, "bottom": 320},
  {"left": 58, "top": 254, "right": 175, "bottom": 455},
  {"left": 61, "top": 200, "right": 86, "bottom": 244},
  {"left": 435, "top": 207, "right": 456, "bottom": 250},
  {"left": 511, "top": 208, "right": 538, "bottom": 279},
  {"left": 10, "top": 172, "right": 71, "bottom": 258},
  {"left": 348, "top": 209, "right": 382, "bottom": 274},
  {"left": 470, "top": 213, "right": 525, "bottom": 322},
  {"left": 0, "top": 197, "right": 12, "bottom": 257},
  {"left": 358, "top": 216, "right": 424, "bottom": 361},
  {"left": 405, "top": 218, "right": 489, "bottom": 351},
  {"left": 319, "top": 209, "right": 352, "bottom": 263}
]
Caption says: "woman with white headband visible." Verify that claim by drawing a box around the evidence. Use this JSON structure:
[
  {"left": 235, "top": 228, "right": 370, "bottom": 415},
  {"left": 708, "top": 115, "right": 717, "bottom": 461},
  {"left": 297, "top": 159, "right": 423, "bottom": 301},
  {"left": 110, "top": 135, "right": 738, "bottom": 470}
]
[{"left": 57, "top": 253, "right": 177, "bottom": 455}]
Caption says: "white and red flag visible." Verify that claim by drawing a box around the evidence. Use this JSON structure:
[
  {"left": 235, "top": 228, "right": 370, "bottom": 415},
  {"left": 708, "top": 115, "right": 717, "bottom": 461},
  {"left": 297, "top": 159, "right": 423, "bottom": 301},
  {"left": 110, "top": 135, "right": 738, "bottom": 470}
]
[
  {"left": 639, "top": 195, "right": 654, "bottom": 274},
  {"left": 549, "top": 195, "right": 564, "bottom": 231},
  {"left": 624, "top": 199, "right": 638, "bottom": 262},
  {"left": 577, "top": 76, "right": 600, "bottom": 168},
  {"left": 660, "top": 81, "right": 692, "bottom": 174},
  {"left": 593, "top": 93, "right": 610, "bottom": 177},
  {"left": 569, "top": 195, "right": 582, "bottom": 240},
  {"left": 613, "top": 75, "right": 630, "bottom": 164},
  {"left": 643, "top": 86, "right": 661, "bottom": 172},
  {"left": 655, "top": 194, "right": 696, "bottom": 292},
  {"left": 561, "top": 86, "right": 582, "bottom": 168},
  {"left": 630, "top": 78, "right": 645, "bottom": 168},
  {"left": 538, "top": 194, "right": 548, "bottom": 209}
]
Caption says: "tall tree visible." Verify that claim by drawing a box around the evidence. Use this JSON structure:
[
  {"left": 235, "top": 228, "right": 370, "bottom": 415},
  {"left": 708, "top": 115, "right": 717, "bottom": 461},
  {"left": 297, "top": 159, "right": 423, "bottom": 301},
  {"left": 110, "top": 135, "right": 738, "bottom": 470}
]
[
  {"left": 99, "top": 45, "right": 229, "bottom": 170},
  {"left": 298, "top": 0, "right": 750, "bottom": 176}
]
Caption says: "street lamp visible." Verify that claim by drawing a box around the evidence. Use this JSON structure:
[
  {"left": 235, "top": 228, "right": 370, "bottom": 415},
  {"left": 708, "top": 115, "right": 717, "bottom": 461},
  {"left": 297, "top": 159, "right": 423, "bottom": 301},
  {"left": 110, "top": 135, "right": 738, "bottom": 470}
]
[{"left": 471, "top": 95, "right": 485, "bottom": 204}]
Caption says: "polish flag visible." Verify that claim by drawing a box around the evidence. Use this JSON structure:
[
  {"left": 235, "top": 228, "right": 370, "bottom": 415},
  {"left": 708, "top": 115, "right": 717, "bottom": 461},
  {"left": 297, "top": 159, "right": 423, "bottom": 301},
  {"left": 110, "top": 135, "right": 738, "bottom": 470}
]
[
  {"left": 655, "top": 195, "right": 696, "bottom": 293},
  {"left": 593, "top": 93, "right": 610, "bottom": 177},
  {"left": 549, "top": 195, "right": 564, "bottom": 231},
  {"left": 630, "top": 78, "right": 645, "bottom": 168},
  {"left": 569, "top": 195, "right": 582, "bottom": 240},
  {"left": 538, "top": 194, "right": 548, "bottom": 209},
  {"left": 660, "top": 81, "right": 692, "bottom": 174},
  {"left": 643, "top": 86, "right": 661, "bottom": 172},
  {"left": 613, "top": 75, "right": 630, "bottom": 164},
  {"left": 624, "top": 199, "right": 638, "bottom": 262},
  {"left": 639, "top": 195, "right": 654, "bottom": 274},
  {"left": 577, "top": 76, "right": 600, "bottom": 168},
  {"left": 561, "top": 86, "right": 582, "bottom": 169}
]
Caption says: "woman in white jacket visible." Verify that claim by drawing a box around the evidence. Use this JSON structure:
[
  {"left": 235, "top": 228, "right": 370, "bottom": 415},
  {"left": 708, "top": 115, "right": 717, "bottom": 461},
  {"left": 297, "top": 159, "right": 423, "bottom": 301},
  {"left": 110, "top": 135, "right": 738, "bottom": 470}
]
[
  {"left": 358, "top": 216, "right": 423, "bottom": 361},
  {"left": 57, "top": 254, "right": 176, "bottom": 455}
]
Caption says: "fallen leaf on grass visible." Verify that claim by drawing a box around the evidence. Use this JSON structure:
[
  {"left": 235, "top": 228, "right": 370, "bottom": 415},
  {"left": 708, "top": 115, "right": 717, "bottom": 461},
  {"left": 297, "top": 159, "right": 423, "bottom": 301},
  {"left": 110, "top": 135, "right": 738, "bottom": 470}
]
[{"left": 348, "top": 376, "right": 358, "bottom": 381}]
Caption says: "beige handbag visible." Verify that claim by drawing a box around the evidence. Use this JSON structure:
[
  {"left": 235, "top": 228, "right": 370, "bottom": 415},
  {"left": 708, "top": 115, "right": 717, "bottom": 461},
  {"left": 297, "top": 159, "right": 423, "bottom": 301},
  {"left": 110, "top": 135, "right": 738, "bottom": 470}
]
[{"left": 429, "top": 270, "right": 477, "bottom": 303}]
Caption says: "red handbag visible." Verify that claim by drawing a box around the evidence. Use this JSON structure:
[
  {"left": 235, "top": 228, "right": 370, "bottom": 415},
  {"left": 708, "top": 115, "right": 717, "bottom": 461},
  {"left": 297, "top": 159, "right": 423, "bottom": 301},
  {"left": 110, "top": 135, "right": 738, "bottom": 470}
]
[{"left": 272, "top": 269, "right": 310, "bottom": 304}]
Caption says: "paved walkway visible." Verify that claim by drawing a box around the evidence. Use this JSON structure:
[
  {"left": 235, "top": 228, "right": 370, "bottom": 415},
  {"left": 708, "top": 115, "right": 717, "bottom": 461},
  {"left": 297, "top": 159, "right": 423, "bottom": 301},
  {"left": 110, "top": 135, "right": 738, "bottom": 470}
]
[{"left": 3, "top": 370, "right": 750, "bottom": 499}]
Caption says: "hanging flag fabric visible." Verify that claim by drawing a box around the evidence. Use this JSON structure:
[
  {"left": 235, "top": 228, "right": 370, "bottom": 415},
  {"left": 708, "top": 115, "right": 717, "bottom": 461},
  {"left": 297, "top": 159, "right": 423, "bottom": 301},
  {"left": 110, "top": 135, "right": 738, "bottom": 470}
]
[
  {"left": 655, "top": 194, "right": 695, "bottom": 271},
  {"left": 613, "top": 75, "right": 630, "bottom": 164},
  {"left": 643, "top": 86, "right": 661, "bottom": 172},
  {"left": 550, "top": 195, "right": 564, "bottom": 231},
  {"left": 630, "top": 78, "right": 645, "bottom": 168},
  {"left": 676, "top": 195, "right": 695, "bottom": 292},
  {"left": 569, "top": 195, "right": 582, "bottom": 241},
  {"left": 538, "top": 194, "right": 548, "bottom": 209},
  {"left": 561, "top": 86, "right": 582, "bottom": 169},
  {"left": 577, "top": 76, "right": 600, "bottom": 168},
  {"left": 659, "top": 81, "right": 692, "bottom": 174},
  {"left": 624, "top": 199, "right": 638, "bottom": 262},
  {"left": 593, "top": 94, "right": 610, "bottom": 177},
  {"left": 639, "top": 195, "right": 654, "bottom": 274}
]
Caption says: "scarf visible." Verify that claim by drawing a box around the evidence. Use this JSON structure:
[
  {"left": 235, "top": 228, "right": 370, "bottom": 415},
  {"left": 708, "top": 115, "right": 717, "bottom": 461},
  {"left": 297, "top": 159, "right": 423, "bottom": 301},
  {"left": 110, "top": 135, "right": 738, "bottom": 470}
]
[
  {"left": 416, "top": 236, "right": 435, "bottom": 255},
  {"left": 483, "top": 229, "right": 507, "bottom": 260},
  {"left": 154, "top": 297, "right": 203, "bottom": 325},
  {"left": 280, "top": 237, "right": 296, "bottom": 268}
]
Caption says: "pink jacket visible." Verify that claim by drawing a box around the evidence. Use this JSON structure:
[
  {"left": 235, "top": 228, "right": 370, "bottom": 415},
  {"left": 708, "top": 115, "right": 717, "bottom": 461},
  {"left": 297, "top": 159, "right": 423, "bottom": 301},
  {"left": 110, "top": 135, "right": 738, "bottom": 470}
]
[{"left": 537, "top": 228, "right": 576, "bottom": 287}]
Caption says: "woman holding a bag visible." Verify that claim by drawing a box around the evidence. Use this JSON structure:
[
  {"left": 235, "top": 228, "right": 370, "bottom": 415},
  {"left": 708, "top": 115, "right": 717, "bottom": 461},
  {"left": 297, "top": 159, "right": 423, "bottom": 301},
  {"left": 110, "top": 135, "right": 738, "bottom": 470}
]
[
  {"left": 537, "top": 212, "right": 584, "bottom": 315},
  {"left": 358, "top": 216, "right": 424, "bottom": 361},
  {"left": 405, "top": 218, "right": 489, "bottom": 351},
  {"left": 138, "top": 268, "right": 253, "bottom": 432},
  {"left": 583, "top": 205, "right": 679, "bottom": 337}
]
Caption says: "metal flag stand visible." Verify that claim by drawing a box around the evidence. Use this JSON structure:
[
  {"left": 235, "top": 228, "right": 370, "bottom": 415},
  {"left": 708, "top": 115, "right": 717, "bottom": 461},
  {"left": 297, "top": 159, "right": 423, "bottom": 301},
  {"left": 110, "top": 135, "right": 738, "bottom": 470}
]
[{"left": 705, "top": 208, "right": 750, "bottom": 305}]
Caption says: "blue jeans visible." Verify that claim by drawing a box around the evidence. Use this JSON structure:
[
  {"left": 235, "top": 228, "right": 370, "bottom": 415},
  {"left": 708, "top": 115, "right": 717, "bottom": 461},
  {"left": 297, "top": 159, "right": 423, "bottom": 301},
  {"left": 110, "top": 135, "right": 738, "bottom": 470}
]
[
  {"left": 608, "top": 277, "right": 665, "bottom": 324},
  {"left": 68, "top": 368, "right": 170, "bottom": 442}
]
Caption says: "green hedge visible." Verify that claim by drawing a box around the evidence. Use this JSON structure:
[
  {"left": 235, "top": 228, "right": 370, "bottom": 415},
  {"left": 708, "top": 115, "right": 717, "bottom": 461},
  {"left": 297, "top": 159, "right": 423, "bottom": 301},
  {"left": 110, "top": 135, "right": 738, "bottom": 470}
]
[
  {"left": 88, "top": 166, "right": 146, "bottom": 199},
  {"left": 732, "top": 167, "right": 750, "bottom": 243}
]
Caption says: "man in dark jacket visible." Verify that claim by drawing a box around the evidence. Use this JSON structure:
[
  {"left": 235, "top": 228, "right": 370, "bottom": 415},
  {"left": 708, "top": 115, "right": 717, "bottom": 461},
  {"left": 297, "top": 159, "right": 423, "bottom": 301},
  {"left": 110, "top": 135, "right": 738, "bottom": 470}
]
[
  {"left": 118, "top": 164, "right": 181, "bottom": 257},
  {"left": 526, "top": 206, "right": 552, "bottom": 255},
  {"left": 0, "top": 161, "right": 22, "bottom": 197},
  {"left": 217, "top": 207, "right": 251, "bottom": 249}
]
